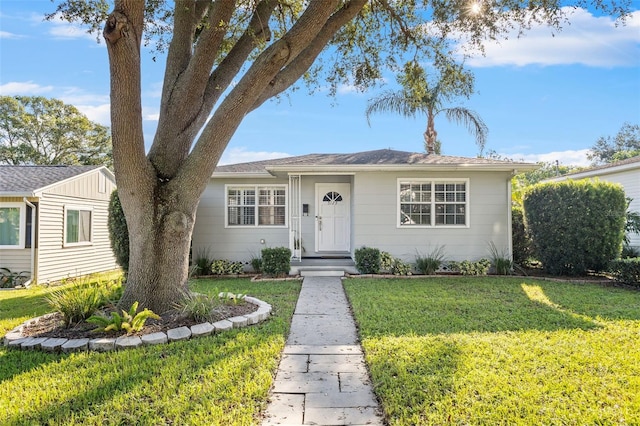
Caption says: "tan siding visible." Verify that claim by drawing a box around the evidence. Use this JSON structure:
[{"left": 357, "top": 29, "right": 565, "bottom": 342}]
[
  {"left": 0, "top": 248, "right": 31, "bottom": 276},
  {"left": 44, "top": 169, "right": 116, "bottom": 202},
  {"left": 36, "top": 192, "right": 118, "bottom": 284}
]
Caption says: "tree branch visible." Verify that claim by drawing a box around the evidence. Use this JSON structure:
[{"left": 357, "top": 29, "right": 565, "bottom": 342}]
[
  {"left": 175, "top": 0, "right": 344, "bottom": 199},
  {"left": 250, "top": 0, "right": 367, "bottom": 111}
]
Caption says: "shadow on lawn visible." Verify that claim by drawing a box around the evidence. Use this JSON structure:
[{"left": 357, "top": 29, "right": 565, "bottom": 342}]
[{"left": 1, "top": 280, "right": 301, "bottom": 425}]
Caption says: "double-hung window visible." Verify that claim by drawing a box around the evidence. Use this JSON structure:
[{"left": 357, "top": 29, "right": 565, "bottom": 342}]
[
  {"left": 226, "top": 185, "right": 286, "bottom": 227},
  {"left": 64, "top": 206, "right": 93, "bottom": 246},
  {"left": 398, "top": 179, "right": 468, "bottom": 227},
  {"left": 0, "top": 202, "right": 25, "bottom": 249}
]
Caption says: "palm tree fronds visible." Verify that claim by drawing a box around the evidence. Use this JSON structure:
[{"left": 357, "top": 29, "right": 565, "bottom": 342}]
[{"left": 444, "top": 107, "right": 488, "bottom": 154}]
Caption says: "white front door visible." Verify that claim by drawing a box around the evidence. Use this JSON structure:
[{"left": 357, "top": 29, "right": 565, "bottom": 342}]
[{"left": 316, "top": 183, "right": 350, "bottom": 252}]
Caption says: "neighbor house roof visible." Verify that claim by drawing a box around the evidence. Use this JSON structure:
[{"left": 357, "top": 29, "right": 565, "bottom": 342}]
[
  {"left": 213, "top": 149, "right": 538, "bottom": 178},
  {"left": 545, "top": 155, "right": 640, "bottom": 182},
  {"left": 0, "top": 165, "right": 114, "bottom": 197}
]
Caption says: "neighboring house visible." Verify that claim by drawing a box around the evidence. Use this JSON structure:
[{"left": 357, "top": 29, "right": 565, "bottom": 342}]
[
  {"left": 0, "top": 165, "right": 118, "bottom": 285},
  {"left": 192, "top": 149, "right": 538, "bottom": 270},
  {"left": 545, "top": 156, "right": 640, "bottom": 249}
]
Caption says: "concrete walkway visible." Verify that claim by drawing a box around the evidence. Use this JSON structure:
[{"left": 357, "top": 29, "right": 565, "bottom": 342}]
[{"left": 262, "top": 276, "right": 384, "bottom": 426}]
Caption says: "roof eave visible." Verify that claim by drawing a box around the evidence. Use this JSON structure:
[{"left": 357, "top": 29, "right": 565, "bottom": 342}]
[
  {"left": 265, "top": 163, "right": 540, "bottom": 173},
  {"left": 546, "top": 160, "right": 640, "bottom": 182}
]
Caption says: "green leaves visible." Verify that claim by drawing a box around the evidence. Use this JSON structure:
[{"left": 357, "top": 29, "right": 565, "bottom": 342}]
[
  {"left": 0, "top": 96, "right": 112, "bottom": 167},
  {"left": 87, "top": 301, "right": 160, "bottom": 334}
]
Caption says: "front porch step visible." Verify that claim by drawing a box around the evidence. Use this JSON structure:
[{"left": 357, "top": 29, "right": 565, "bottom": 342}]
[{"left": 299, "top": 268, "right": 346, "bottom": 277}]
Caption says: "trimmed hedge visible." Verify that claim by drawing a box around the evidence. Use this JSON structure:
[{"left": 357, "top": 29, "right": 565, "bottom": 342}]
[
  {"left": 609, "top": 258, "right": 640, "bottom": 286},
  {"left": 261, "top": 247, "right": 291, "bottom": 276},
  {"left": 355, "top": 247, "right": 381, "bottom": 274},
  {"left": 523, "top": 180, "right": 626, "bottom": 275},
  {"left": 108, "top": 190, "right": 129, "bottom": 273},
  {"left": 512, "top": 205, "right": 532, "bottom": 265}
]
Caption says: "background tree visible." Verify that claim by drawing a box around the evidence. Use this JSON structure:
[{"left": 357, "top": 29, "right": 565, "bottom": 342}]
[
  {"left": 588, "top": 122, "right": 640, "bottom": 165},
  {"left": 366, "top": 61, "right": 487, "bottom": 155},
  {"left": 50, "top": 1, "right": 632, "bottom": 313},
  {"left": 0, "top": 96, "right": 112, "bottom": 167}
]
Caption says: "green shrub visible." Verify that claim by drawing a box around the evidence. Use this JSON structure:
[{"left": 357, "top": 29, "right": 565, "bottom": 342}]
[
  {"left": 488, "top": 242, "right": 513, "bottom": 275},
  {"left": 608, "top": 258, "right": 640, "bottom": 286},
  {"left": 250, "top": 256, "right": 262, "bottom": 274},
  {"left": 211, "top": 259, "right": 244, "bottom": 275},
  {"left": 108, "top": 190, "right": 129, "bottom": 273},
  {"left": 192, "top": 247, "right": 213, "bottom": 276},
  {"left": 0, "top": 267, "right": 29, "bottom": 288},
  {"left": 261, "top": 247, "right": 291, "bottom": 276},
  {"left": 355, "top": 247, "right": 381, "bottom": 274},
  {"left": 415, "top": 246, "right": 446, "bottom": 275},
  {"left": 389, "top": 258, "right": 412, "bottom": 275},
  {"left": 87, "top": 301, "right": 160, "bottom": 334},
  {"left": 524, "top": 180, "right": 626, "bottom": 275},
  {"left": 46, "top": 283, "right": 108, "bottom": 326},
  {"left": 451, "top": 259, "right": 491, "bottom": 276},
  {"left": 380, "top": 251, "right": 394, "bottom": 271},
  {"left": 174, "top": 292, "right": 221, "bottom": 322},
  {"left": 512, "top": 206, "right": 533, "bottom": 265}
]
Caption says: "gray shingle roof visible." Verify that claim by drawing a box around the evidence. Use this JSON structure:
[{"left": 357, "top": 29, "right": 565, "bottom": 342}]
[
  {"left": 214, "top": 149, "right": 531, "bottom": 174},
  {"left": 0, "top": 165, "right": 102, "bottom": 194}
]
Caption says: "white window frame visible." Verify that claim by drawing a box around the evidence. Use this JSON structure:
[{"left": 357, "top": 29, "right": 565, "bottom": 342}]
[
  {"left": 64, "top": 205, "right": 94, "bottom": 247},
  {"left": 0, "top": 202, "right": 26, "bottom": 249},
  {"left": 225, "top": 184, "right": 288, "bottom": 228},
  {"left": 397, "top": 178, "right": 470, "bottom": 228}
]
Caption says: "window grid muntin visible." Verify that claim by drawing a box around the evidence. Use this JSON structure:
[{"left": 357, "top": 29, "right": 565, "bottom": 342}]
[
  {"left": 399, "top": 180, "right": 467, "bottom": 227},
  {"left": 226, "top": 185, "right": 287, "bottom": 227}
]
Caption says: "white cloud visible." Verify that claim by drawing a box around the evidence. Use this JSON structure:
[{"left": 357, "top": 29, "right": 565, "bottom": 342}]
[
  {"left": 74, "top": 103, "right": 111, "bottom": 126},
  {"left": 0, "top": 81, "right": 54, "bottom": 95},
  {"left": 504, "top": 148, "right": 591, "bottom": 167},
  {"left": 45, "top": 15, "right": 97, "bottom": 41},
  {"left": 0, "top": 30, "right": 22, "bottom": 39},
  {"left": 219, "top": 147, "right": 291, "bottom": 165},
  {"left": 459, "top": 8, "right": 640, "bottom": 67}
]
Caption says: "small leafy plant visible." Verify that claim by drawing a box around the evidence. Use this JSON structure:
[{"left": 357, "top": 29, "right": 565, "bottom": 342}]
[
  {"left": 488, "top": 242, "right": 513, "bottom": 275},
  {"left": 380, "top": 251, "right": 394, "bottom": 272},
  {"left": 211, "top": 259, "right": 244, "bottom": 275},
  {"left": 609, "top": 258, "right": 640, "bottom": 286},
  {"left": 451, "top": 259, "right": 491, "bottom": 276},
  {"left": 389, "top": 258, "right": 412, "bottom": 275},
  {"left": 261, "top": 247, "right": 291, "bottom": 276},
  {"left": 415, "top": 246, "right": 447, "bottom": 275},
  {"left": 46, "top": 282, "right": 109, "bottom": 325},
  {"left": 174, "top": 292, "right": 221, "bottom": 322},
  {"left": 219, "top": 291, "right": 247, "bottom": 305},
  {"left": 0, "top": 267, "right": 29, "bottom": 288},
  {"left": 87, "top": 301, "right": 160, "bottom": 334}
]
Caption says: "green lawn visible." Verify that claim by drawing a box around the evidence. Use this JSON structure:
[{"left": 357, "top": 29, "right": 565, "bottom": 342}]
[
  {"left": 344, "top": 277, "right": 640, "bottom": 425},
  {"left": 0, "top": 278, "right": 300, "bottom": 426}
]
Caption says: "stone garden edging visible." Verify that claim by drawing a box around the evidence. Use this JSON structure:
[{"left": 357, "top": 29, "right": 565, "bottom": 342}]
[{"left": 3, "top": 296, "right": 272, "bottom": 354}]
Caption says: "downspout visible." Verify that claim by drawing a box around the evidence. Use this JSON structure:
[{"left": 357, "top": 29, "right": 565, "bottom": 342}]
[
  {"left": 507, "top": 172, "right": 515, "bottom": 262},
  {"left": 23, "top": 198, "right": 36, "bottom": 287}
]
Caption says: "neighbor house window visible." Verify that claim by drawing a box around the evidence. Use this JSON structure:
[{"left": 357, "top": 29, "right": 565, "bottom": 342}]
[
  {"left": 398, "top": 179, "right": 468, "bottom": 227},
  {"left": 0, "top": 203, "right": 25, "bottom": 249},
  {"left": 64, "top": 206, "right": 92, "bottom": 245},
  {"left": 226, "top": 185, "right": 286, "bottom": 227}
]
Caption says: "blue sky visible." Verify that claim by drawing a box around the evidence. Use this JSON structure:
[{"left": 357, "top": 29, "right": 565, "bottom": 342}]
[{"left": 1, "top": 1, "right": 639, "bottom": 167}]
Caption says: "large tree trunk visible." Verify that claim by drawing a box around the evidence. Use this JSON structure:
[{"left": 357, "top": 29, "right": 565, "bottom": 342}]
[
  {"left": 118, "top": 184, "right": 196, "bottom": 313},
  {"left": 102, "top": 1, "right": 366, "bottom": 314}
]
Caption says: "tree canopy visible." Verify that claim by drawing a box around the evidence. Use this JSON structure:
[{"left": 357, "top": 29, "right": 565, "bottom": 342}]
[
  {"left": 46, "top": 0, "right": 634, "bottom": 313},
  {"left": 0, "top": 96, "right": 112, "bottom": 167},
  {"left": 588, "top": 122, "right": 640, "bottom": 165}
]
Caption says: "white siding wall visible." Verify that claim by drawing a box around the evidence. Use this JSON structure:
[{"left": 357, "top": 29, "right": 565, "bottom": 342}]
[
  {"left": 193, "top": 171, "right": 512, "bottom": 265},
  {"left": 192, "top": 178, "right": 290, "bottom": 264},
  {"left": 594, "top": 169, "right": 640, "bottom": 248},
  {"left": 352, "top": 170, "right": 511, "bottom": 262}
]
